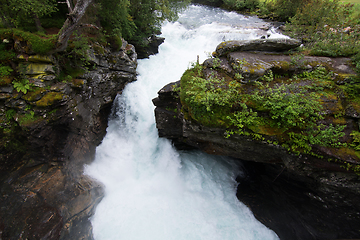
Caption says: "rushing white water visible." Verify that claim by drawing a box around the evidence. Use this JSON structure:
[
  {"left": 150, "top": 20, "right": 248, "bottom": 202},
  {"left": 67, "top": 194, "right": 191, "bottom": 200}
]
[{"left": 85, "top": 5, "right": 283, "bottom": 240}]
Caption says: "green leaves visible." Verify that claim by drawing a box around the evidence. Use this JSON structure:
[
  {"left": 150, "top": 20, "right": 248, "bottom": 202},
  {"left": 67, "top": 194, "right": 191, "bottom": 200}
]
[
  {"left": 97, "top": 0, "right": 189, "bottom": 43},
  {"left": 0, "top": 64, "right": 13, "bottom": 78},
  {"left": 0, "top": 0, "right": 58, "bottom": 28},
  {"left": 13, "top": 79, "right": 31, "bottom": 94},
  {"left": 180, "top": 62, "right": 348, "bottom": 156},
  {"left": 252, "top": 86, "right": 322, "bottom": 129}
]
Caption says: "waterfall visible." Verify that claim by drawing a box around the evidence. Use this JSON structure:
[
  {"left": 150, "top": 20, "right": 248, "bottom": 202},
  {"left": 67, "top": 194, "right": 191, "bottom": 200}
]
[{"left": 85, "top": 5, "right": 283, "bottom": 240}]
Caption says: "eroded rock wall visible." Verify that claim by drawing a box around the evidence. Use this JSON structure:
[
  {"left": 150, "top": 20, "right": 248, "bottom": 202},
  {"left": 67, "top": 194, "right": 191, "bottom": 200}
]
[{"left": 0, "top": 39, "right": 137, "bottom": 239}]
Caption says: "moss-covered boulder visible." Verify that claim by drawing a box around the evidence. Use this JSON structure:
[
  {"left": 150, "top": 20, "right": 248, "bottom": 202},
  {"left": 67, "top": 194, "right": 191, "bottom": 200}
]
[{"left": 153, "top": 38, "right": 360, "bottom": 240}]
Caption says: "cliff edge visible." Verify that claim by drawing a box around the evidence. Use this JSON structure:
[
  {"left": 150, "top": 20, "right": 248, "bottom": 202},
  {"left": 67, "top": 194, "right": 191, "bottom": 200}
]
[
  {"left": 0, "top": 38, "right": 137, "bottom": 239},
  {"left": 153, "top": 38, "right": 360, "bottom": 239}
]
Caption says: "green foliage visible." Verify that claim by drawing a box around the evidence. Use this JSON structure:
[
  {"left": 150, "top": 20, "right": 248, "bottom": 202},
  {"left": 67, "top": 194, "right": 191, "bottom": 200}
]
[
  {"left": 96, "top": 0, "right": 189, "bottom": 45},
  {"left": 0, "top": 42, "right": 16, "bottom": 61},
  {"left": 259, "top": 0, "right": 312, "bottom": 21},
  {"left": 0, "top": 42, "right": 15, "bottom": 79},
  {"left": 12, "top": 79, "right": 31, "bottom": 94},
  {"left": 308, "top": 124, "right": 346, "bottom": 148},
  {"left": 250, "top": 84, "right": 322, "bottom": 129},
  {"left": 352, "top": 52, "right": 360, "bottom": 73},
  {"left": 285, "top": 0, "right": 360, "bottom": 61},
  {"left": 223, "top": 0, "right": 260, "bottom": 11},
  {"left": 259, "top": 70, "right": 273, "bottom": 82},
  {"left": 226, "top": 103, "right": 258, "bottom": 132},
  {"left": 6, "top": 109, "right": 16, "bottom": 121},
  {"left": 350, "top": 131, "right": 360, "bottom": 150},
  {"left": 0, "top": 29, "right": 55, "bottom": 54},
  {"left": 17, "top": 111, "right": 40, "bottom": 126},
  {"left": 180, "top": 63, "right": 242, "bottom": 125},
  {"left": 0, "top": 64, "right": 13, "bottom": 78},
  {"left": 0, "top": 0, "right": 58, "bottom": 29},
  {"left": 68, "top": 32, "right": 91, "bottom": 62},
  {"left": 180, "top": 63, "right": 348, "bottom": 156}
]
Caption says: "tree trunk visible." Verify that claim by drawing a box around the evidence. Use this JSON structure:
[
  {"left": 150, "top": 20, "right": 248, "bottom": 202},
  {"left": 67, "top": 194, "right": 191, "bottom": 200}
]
[{"left": 55, "top": 0, "right": 93, "bottom": 52}]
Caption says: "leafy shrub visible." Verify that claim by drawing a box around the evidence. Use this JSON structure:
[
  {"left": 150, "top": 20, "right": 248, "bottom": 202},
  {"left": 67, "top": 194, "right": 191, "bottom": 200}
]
[
  {"left": 180, "top": 63, "right": 347, "bottom": 155},
  {"left": 13, "top": 79, "right": 31, "bottom": 94},
  {"left": 180, "top": 63, "right": 242, "bottom": 125},
  {"left": 286, "top": 0, "right": 360, "bottom": 68},
  {"left": 223, "top": 0, "right": 260, "bottom": 11},
  {"left": 0, "top": 29, "right": 55, "bottom": 54},
  {"left": 0, "top": 64, "right": 13, "bottom": 78}
]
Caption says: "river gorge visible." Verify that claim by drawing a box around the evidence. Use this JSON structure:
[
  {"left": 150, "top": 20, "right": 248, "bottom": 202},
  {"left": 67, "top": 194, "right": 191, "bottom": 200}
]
[{"left": 1, "top": 3, "right": 359, "bottom": 240}]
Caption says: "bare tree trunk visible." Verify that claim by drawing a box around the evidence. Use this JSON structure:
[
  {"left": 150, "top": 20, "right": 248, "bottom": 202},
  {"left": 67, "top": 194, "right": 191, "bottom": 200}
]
[
  {"left": 66, "top": 0, "right": 74, "bottom": 12},
  {"left": 55, "top": 0, "right": 93, "bottom": 52}
]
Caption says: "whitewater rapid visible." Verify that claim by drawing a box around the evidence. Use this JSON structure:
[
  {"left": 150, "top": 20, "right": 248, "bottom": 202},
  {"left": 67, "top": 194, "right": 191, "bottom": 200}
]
[{"left": 85, "top": 5, "right": 282, "bottom": 240}]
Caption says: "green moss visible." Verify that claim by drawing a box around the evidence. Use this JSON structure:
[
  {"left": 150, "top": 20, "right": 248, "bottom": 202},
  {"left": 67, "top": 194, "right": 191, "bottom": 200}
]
[
  {"left": 22, "top": 88, "right": 47, "bottom": 102},
  {"left": 35, "top": 92, "right": 64, "bottom": 107},
  {"left": 0, "top": 76, "right": 12, "bottom": 86},
  {"left": 271, "top": 60, "right": 291, "bottom": 72},
  {"left": 180, "top": 62, "right": 354, "bottom": 157},
  {"left": 0, "top": 29, "right": 56, "bottom": 55},
  {"left": 16, "top": 111, "right": 42, "bottom": 127},
  {"left": 72, "top": 78, "right": 85, "bottom": 87}
]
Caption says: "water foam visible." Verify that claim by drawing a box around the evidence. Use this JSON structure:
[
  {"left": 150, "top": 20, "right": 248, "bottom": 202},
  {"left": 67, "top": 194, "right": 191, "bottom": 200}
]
[{"left": 85, "top": 5, "right": 282, "bottom": 240}]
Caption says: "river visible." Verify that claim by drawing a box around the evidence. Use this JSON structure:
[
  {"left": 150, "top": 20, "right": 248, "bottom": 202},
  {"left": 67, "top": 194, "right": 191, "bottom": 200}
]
[{"left": 85, "top": 4, "right": 285, "bottom": 240}]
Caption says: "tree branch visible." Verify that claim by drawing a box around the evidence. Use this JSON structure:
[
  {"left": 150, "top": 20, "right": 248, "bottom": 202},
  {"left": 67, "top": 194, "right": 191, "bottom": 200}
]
[{"left": 54, "top": 0, "right": 93, "bottom": 52}]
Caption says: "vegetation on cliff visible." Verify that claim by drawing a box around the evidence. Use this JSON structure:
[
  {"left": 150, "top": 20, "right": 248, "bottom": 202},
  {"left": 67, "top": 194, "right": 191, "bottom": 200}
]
[
  {"left": 0, "top": 0, "right": 189, "bottom": 163},
  {"left": 178, "top": 52, "right": 360, "bottom": 174},
  {"left": 172, "top": 0, "right": 360, "bottom": 174}
]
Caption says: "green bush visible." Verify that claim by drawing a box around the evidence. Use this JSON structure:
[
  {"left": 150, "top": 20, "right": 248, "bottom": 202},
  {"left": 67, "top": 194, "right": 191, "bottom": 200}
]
[
  {"left": 285, "top": 0, "right": 360, "bottom": 68},
  {"left": 223, "top": 0, "right": 260, "bottom": 11},
  {"left": 0, "top": 29, "right": 55, "bottom": 54},
  {"left": 0, "top": 64, "right": 13, "bottom": 78},
  {"left": 180, "top": 63, "right": 347, "bottom": 155}
]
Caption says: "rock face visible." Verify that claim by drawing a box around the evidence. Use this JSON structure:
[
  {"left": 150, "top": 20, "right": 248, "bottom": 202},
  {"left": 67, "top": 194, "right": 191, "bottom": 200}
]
[
  {"left": 0, "top": 39, "right": 137, "bottom": 239},
  {"left": 132, "top": 34, "right": 165, "bottom": 59},
  {"left": 153, "top": 39, "right": 360, "bottom": 239}
]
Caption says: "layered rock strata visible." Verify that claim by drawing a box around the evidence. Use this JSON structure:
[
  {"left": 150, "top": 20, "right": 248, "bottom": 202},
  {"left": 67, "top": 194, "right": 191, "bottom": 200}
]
[{"left": 0, "top": 39, "right": 137, "bottom": 239}]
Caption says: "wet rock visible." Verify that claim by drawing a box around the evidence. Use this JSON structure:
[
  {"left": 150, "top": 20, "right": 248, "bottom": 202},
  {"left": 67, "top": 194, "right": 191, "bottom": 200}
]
[
  {"left": 18, "top": 54, "right": 56, "bottom": 64},
  {"left": 153, "top": 38, "right": 360, "bottom": 240},
  {"left": 0, "top": 39, "right": 137, "bottom": 239},
  {"left": 236, "top": 161, "right": 360, "bottom": 240},
  {"left": 214, "top": 38, "right": 302, "bottom": 57},
  {"left": 134, "top": 35, "right": 165, "bottom": 59}
]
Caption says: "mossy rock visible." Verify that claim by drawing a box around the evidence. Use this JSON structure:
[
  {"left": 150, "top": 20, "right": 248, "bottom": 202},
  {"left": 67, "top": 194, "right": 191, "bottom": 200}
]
[
  {"left": 15, "top": 112, "right": 43, "bottom": 128},
  {"left": 22, "top": 88, "right": 47, "bottom": 102},
  {"left": 24, "top": 63, "right": 55, "bottom": 75},
  {"left": 17, "top": 54, "right": 55, "bottom": 64},
  {"left": 35, "top": 92, "right": 64, "bottom": 107},
  {"left": 71, "top": 79, "right": 85, "bottom": 88},
  {"left": 0, "top": 77, "right": 12, "bottom": 86}
]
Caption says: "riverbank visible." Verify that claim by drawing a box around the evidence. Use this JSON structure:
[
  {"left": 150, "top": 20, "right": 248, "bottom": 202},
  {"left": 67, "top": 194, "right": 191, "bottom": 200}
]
[
  {"left": 153, "top": 38, "right": 360, "bottom": 239},
  {"left": 0, "top": 37, "right": 137, "bottom": 239}
]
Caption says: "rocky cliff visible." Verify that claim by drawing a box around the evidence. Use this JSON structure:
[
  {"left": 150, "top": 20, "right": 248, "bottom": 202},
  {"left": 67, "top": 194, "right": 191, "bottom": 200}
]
[
  {"left": 153, "top": 38, "right": 360, "bottom": 239},
  {"left": 0, "top": 38, "right": 137, "bottom": 239}
]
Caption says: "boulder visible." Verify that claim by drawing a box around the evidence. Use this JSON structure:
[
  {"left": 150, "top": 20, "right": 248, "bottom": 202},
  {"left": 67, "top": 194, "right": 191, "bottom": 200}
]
[
  {"left": 133, "top": 35, "right": 165, "bottom": 59},
  {"left": 214, "top": 38, "right": 302, "bottom": 57}
]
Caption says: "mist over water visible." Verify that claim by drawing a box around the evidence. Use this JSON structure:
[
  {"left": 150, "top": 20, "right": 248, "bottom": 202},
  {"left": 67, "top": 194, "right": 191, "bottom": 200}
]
[{"left": 85, "top": 5, "right": 282, "bottom": 240}]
